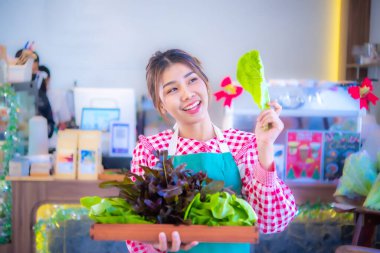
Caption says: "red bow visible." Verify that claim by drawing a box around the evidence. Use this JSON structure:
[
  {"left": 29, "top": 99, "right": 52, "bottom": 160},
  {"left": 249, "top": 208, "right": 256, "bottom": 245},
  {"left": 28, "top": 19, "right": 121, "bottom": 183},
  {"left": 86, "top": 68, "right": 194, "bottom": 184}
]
[
  {"left": 348, "top": 78, "right": 379, "bottom": 110},
  {"left": 213, "top": 76, "right": 243, "bottom": 107}
]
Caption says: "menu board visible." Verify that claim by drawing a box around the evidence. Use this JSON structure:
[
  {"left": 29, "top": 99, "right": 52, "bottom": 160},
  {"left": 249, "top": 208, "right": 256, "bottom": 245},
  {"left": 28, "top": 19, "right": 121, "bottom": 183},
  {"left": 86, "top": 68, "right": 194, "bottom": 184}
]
[
  {"left": 323, "top": 131, "right": 360, "bottom": 181},
  {"left": 285, "top": 131, "right": 323, "bottom": 181}
]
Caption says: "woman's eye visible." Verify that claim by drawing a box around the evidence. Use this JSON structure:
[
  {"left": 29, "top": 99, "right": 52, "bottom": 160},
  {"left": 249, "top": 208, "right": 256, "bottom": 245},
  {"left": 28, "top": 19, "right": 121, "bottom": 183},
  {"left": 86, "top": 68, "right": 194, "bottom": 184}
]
[
  {"left": 189, "top": 77, "right": 198, "bottom": 84},
  {"left": 167, "top": 87, "right": 177, "bottom": 94}
]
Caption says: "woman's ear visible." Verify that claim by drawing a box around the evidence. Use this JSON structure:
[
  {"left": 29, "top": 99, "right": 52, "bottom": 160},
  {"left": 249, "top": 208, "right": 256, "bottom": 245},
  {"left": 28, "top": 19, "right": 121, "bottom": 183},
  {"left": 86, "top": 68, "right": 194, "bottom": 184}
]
[{"left": 159, "top": 104, "right": 166, "bottom": 115}]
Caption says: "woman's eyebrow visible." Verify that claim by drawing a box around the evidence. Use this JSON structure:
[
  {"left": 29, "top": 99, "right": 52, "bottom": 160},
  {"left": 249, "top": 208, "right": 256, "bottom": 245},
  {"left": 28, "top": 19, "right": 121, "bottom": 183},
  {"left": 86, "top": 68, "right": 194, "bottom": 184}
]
[{"left": 184, "top": 71, "right": 194, "bottom": 78}]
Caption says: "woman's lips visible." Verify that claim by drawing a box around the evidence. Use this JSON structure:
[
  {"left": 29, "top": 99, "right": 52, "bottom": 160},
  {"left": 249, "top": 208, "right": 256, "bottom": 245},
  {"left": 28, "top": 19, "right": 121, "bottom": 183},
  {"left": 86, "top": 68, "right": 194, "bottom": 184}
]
[{"left": 182, "top": 101, "right": 201, "bottom": 114}]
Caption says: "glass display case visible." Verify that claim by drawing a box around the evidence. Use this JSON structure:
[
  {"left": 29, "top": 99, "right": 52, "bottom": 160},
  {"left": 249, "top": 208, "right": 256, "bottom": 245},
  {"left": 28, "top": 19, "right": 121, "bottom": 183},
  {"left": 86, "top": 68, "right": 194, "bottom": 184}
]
[{"left": 223, "top": 82, "right": 362, "bottom": 144}]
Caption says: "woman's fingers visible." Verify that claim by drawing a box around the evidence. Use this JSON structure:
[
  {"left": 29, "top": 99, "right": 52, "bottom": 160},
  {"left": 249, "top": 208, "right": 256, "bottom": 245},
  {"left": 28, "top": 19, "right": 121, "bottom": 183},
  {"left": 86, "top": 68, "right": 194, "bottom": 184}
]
[
  {"left": 256, "top": 101, "right": 282, "bottom": 122},
  {"left": 268, "top": 101, "right": 282, "bottom": 115},
  {"left": 258, "top": 110, "right": 278, "bottom": 125},
  {"left": 153, "top": 231, "right": 199, "bottom": 252},
  {"left": 182, "top": 241, "right": 199, "bottom": 251},
  {"left": 170, "top": 231, "right": 181, "bottom": 252},
  {"left": 157, "top": 232, "right": 168, "bottom": 251},
  {"left": 256, "top": 109, "right": 271, "bottom": 123},
  {"left": 260, "top": 112, "right": 279, "bottom": 125}
]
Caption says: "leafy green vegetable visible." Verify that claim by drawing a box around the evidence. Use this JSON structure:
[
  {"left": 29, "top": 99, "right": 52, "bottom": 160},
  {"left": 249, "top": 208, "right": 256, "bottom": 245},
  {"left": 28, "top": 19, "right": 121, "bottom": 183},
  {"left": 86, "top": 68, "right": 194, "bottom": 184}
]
[
  {"left": 363, "top": 173, "right": 380, "bottom": 210},
  {"left": 184, "top": 192, "right": 257, "bottom": 226},
  {"left": 237, "top": 50, "right": 270, "bottom": 110},
  {"left": 334, "top": 151, "right": 377, "bottom": 197},
  {"left": 80, "top": 196, "right": 152, "bottom": 224},
  {"left": 99, "top": 150, "right": 225, "bottom": 225}
]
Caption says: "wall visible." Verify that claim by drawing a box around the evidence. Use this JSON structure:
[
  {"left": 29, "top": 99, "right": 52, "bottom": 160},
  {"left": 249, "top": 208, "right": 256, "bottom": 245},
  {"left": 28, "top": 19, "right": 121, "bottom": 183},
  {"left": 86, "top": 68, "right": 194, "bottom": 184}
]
[
  {"left": 0, "top": 0, "right": 342, "bottom": 125},
  {"left": 369, "top": 0, "right": 380, "bottom": 123}
]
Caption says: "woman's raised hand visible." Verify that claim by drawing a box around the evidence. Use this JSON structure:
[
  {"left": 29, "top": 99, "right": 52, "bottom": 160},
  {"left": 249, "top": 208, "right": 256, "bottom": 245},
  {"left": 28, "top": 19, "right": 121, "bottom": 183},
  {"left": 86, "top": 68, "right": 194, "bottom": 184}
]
[{"left": 255, "top": 101, "right": 284, "bottom": 146}]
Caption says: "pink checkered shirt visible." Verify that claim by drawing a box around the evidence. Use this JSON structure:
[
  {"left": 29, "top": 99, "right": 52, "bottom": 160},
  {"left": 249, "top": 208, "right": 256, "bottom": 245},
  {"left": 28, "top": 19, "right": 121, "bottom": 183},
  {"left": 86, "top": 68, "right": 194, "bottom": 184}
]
[{"left": 126, "top": 128, "right": 297, "bottom": 253}]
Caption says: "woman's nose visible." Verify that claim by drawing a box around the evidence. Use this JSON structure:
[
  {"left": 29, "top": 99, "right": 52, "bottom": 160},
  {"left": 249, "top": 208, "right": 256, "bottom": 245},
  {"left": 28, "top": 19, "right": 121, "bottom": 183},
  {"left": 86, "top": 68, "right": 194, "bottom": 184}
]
[{"left": 180, "top": 86, "right": 194, "bottom": 101}]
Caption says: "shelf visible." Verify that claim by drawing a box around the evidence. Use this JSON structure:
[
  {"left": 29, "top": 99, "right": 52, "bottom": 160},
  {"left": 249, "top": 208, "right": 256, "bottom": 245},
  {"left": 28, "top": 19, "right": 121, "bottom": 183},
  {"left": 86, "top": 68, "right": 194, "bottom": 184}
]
[
  {"left": 229, "top": 87, "right": 361, "bottom": 119},
  {"left": 0, "top": 243, "right": 12, "bottom": 252},
  {"left": 286, "top": 181, "right": 338, "bottom": 188},
  {"left": 346, "top": 62, "right": 380, "bottom": 68},
  {"left": 6, "top": 176, "right": 54, "bottom": 181},
  {"left": 286, "top": 181, "right": 337, "bottom": 204},
  {"left": 229, "top": 108, "right": 361, "bottom": 117},
  {"left": 346, "top": 62, "right": 380, "bottom": 80}
]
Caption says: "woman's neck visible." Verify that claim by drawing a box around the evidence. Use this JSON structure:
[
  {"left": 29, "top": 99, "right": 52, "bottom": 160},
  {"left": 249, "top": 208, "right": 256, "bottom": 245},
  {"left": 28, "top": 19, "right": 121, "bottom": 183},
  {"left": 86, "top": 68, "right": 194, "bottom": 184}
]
[{"left": 177, "top": 119, "right": 215, "bottom": 141}]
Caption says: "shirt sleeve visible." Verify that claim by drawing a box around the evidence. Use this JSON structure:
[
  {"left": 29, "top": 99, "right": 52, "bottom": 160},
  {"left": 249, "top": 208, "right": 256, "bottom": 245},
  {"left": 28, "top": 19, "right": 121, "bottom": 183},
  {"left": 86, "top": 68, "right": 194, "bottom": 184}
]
[
  {"left": 126, "top": 240, "right": 165, "bottom": 253},
  {"left": 127, "top": 137, "right": 164, "bottom": 253},
  {"left": 239, "top": 139, "right": 298, "bottom": 234},
  {"left": 131, "top": 135, "right": 157, "bottom": 175}
]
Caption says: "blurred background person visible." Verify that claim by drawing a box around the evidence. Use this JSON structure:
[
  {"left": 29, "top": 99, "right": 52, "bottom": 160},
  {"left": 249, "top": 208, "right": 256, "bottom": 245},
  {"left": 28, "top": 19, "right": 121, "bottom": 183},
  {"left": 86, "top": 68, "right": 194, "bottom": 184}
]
[
  {"left": 15, "top": 48, "right": 39, "bottom": 78},
  {"left": 38, "top": 65, "right": 71, "bottom": 147},
  {"left": 15, "top": 49, "right": 55, "bottom": 139},
  {"left": 35, "top": 65, "right": 55, "bottom": 138}
]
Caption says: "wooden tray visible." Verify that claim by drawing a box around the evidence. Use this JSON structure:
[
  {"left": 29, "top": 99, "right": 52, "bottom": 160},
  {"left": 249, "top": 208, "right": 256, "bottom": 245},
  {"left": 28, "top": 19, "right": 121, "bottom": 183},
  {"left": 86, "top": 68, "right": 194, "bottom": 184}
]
[{"left": 90, "top": 224, "right": 259, "bottom": 243}]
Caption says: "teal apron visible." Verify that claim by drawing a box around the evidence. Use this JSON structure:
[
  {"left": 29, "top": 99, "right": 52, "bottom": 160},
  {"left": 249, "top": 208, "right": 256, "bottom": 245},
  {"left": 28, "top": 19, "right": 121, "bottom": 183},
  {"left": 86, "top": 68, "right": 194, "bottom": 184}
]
[{"left": 168, "top": 125, "right": 250, "bottom": 253}]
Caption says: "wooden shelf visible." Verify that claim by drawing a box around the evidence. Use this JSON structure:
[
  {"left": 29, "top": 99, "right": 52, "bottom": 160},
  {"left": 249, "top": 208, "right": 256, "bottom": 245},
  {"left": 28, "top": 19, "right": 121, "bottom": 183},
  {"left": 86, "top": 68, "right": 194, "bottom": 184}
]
[
  {"left": 286, "top": 181, "right": 337, "bottom": 205},
  {"left": 346, "top": 62, "right": 380, "bottom": 80},
  {"left": 9, "top": 180, "right": 119, "bottom": 253},
  {"left": 6, "top": 174, "right": 124, "bottom": 182},
  {"left": 286, "top": 181, "right": 338, "bottom": 188},
  {"left": 346, "top": 62, "right": 380, "bottom": 68},
  {"left": 0, "top": 243, "right": 12, "bottom": 253},
  {"left": 5, "top": 176, "right": 54, "bottom": 181}
]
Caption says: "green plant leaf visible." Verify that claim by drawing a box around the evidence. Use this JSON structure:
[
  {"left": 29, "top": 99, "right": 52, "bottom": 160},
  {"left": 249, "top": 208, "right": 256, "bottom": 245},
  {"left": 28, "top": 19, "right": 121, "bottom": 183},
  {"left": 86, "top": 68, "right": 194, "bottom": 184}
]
[
  {"left": 200, "top": 180, "right": 224, "bottom": 197},
  {"left": 80, "top": 196, "right": 152, "bottom": 224},
  {"left": 80, "top": 196, "right": 102, "bottom": 209},
  {"left": 237, "top": 50, "right": 270, "bottom": 110},
  {"left": 184, "top": 192, "right": 257, "bottom": 226}
]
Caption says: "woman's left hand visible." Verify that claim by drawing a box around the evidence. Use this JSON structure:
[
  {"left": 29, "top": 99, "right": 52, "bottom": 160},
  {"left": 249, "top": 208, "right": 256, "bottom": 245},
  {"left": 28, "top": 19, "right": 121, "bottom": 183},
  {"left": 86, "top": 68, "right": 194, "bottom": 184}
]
[{"left": 255, "top": 101, "right": 284, "bottom": 146}]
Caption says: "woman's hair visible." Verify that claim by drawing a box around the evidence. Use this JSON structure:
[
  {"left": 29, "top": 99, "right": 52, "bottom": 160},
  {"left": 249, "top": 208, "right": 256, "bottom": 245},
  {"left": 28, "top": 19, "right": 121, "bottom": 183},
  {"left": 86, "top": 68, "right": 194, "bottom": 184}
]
[
  {"left": 39, "top": 65, "right": 50, "bottom": 78},
  {"left": 38, "top": 65, "right": 50, "bottom": 92},
  {"left": 146, "top": 49, "right": 209, "bottom": 117}
]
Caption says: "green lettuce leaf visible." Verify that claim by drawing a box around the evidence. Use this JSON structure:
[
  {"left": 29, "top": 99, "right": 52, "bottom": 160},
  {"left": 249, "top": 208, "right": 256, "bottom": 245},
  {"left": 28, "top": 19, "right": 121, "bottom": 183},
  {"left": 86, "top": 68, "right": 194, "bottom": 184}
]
[
  {"left": 184, "top": 192, "right": 257, "bottom": 226},
  {"left": 364, "top": 173, "right": 380, "bottom": 210},
  {"left": 237, "top": 50, "right": 270, "bottom": 110},
  {"left": 80, "top": 196, "right": 152, "bottom": 224}
]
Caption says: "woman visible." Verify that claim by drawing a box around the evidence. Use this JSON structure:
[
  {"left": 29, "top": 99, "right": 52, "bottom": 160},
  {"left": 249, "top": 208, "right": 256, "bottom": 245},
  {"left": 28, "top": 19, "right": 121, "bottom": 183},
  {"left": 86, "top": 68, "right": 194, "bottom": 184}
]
[{"left": 127, "top": 49, "right": 297, "bottom": 253}]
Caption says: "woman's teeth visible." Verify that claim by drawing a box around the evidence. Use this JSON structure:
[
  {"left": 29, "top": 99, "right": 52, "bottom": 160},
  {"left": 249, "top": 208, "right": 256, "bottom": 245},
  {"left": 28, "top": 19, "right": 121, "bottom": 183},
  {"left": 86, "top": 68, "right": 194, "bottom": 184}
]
[{"left": 183, "top": 101, "right": 200, "bottom": 111}]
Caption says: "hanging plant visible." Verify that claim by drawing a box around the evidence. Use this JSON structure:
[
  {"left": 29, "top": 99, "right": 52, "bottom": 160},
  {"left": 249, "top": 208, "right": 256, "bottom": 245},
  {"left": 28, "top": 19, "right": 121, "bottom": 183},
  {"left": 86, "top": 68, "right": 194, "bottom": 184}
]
[{"left": 0, "top": 82, "right": 19, "bottom": 244}]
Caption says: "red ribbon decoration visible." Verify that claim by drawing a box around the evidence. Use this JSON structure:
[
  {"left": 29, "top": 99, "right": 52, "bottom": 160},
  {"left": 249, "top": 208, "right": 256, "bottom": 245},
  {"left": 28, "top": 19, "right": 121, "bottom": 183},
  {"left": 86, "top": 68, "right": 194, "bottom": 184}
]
[
  {"left": 348, "top": 77, "right": 379, "bottom": 110},
  {"left": 214, "top": 76, "right": 243, "bottom": 107}
]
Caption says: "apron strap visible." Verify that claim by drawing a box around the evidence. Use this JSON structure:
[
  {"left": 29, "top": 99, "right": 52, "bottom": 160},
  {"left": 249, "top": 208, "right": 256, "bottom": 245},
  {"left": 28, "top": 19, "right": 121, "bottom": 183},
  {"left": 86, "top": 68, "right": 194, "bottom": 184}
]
[
  {"left": 168, "top": 124, "right": 230, "bottom": 155},
  {"left": 168, "top": 124, "right": 179, "bottom": 155},
  {"left": 213, "top": 125, "right": 230, "bottom": 153}
]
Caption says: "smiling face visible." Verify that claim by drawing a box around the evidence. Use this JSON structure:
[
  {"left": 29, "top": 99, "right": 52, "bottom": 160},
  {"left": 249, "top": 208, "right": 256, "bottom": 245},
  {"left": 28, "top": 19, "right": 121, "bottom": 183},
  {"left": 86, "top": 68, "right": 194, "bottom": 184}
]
[{"left": 158, "top": 63, "right": 210, "bottom": 126}]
